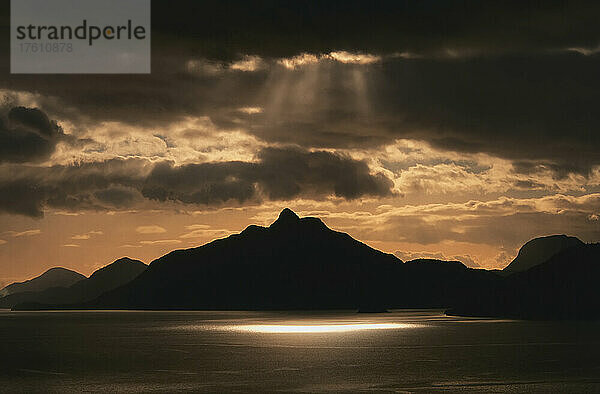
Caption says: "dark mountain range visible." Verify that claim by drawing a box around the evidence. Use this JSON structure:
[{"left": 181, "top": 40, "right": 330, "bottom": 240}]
[
  {"left": 502, "top": 234, "right": 584, "bottom": 274},
  {"left": 2, "top": 258, "right": 146, "bottom": 309},
  {"left": 8, "top": 210, "right": 596, "bottom": 320},
  {"left": 83, "top": 209, "right": 501, "bottom": 311},
  {"left": 447, "top": 242, "right": 600, "bottom": 320},
  {"left": 0, "top": 267, "right": 85, "bottom": 298}
]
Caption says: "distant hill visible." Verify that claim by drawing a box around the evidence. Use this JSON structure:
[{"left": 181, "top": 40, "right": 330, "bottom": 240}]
[
  {"left": 0, "top": 267, "right": 85, "bottom": 298},
  {"left": 447, "top": 243, "right": 600, "bottom": 320},
  {"left": 3, "top": 258, "right": 146, "bottom": 309},
  {"left": 502, "top": 235, "right": 584, "bottom": 274}
]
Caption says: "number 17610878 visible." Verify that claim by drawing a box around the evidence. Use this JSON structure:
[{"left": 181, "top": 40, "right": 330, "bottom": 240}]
[{"left": 19, "top": 42, "right": 73, "bottom": 53}]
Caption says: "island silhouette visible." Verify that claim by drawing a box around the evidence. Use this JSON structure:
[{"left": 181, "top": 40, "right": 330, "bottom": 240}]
[{"left": 2, "top": 209, "right": 597, "bottom": 320}]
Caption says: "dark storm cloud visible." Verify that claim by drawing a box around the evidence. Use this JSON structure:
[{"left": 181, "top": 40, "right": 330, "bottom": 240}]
[
  {"left": 0, "top": 1, "right": 599, "bottom": 177},
  {"left": 257, "top": 147, "right": 393, "bottom": 199},
  {"left": 142, "top": 160, "right": 257, "bottom": 205},
  {"left": 223, "top": 53, "right": 600, "bottom": 176},
  {"left": 370, "top": 53, "right": 600, "bottom": 175},
  {"left": 513, "top": 180, "right": 545, "bottom": 190},
  {"left": 8, "top": 107, "right": 60, "bottom": 137},
  {"left": 150, "top": 0, "right": 600, "bottom": 60},
  {"left": 0, "top": 178, "right": 43, "bottom": 217},
  {"left": 93, "top": 187, "right": 141, "bottom": 207},
  {"left": 0, "top": 158, "right": 151, "bottom": 217},
  {"left": 142, "top": 147, "right": 395, "bottom": 204},
  {"left": 0, "top": 107, "right": 65, "bottom": 163},
  {"left": 0, "top": 148, "right": 394, "bottom": 217}
]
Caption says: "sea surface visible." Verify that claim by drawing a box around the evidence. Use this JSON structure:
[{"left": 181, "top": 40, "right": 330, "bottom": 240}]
[{"left": 0, "top": 309, "right": 599, "bottom": 393}]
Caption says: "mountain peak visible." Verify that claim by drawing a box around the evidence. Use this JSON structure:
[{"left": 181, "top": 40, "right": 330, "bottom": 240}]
[
  {"left": 112, "top": 257, "right": 143, "bottom": 265},
  {"left": 503, "top": 234, "right": 584, "bottom": 273},
  {"left": 272, "top": 208, "right": 300, "bottom": 227},
  {"left": 0, "top": 267, "right": 85, "bottom": 298},
  {"left": 279, "top": 208, "right": 299, "bottom": 220},
  {"left": 88, "top": 207, "right": 402, "bottom": 311}
]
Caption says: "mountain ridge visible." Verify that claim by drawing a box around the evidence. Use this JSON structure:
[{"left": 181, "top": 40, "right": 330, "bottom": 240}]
[
  {"left": 447, "top": 242, "right": 600, "bottom": 319},
  {"left": 502, "top": 234, "right": 584, "bottom": 274},
  {"left": 7, "top": 209, "right": 598, "bottom": 320},
  {"left": 0, "top": 267, "right": 85, "bottom": 298},
  {"left": 2, "top": 257, "right": 146, "bottom": 309}
]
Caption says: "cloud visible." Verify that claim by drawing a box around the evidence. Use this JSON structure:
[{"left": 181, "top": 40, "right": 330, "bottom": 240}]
[
  {"left": 148, "top": 1, "right": 600, "bottom": 61},
  {"left": 179, "top": 227, "right": 233, "bottom": 239},
  {"left": 0, "top": 2, "right": 598, "bottom": 181},
  {"left": 237, "top": 107, "right": 263, "bottom": 115},
  {"left": 139, "top": 239, "right": 182, "bottom": 245},
  {"left": 71, "top": 230, "right": 103, "bottom": 240},
  {"left": 229, "top": 55, "right": 267, "bottom": 72},
  {"left": 142, "top": 146, "right": 395, "bottom": 205},
  {"left": 0, "top": 157, "right": 152, "bottom": 217},
  {"left": 0, "top": 146, "right": 395, "bottom": 218},
  {"left": 277, "top": 51, "right": 380, "bottom": 70},
  {"left": 0, "top": 107, "right": 65, "bottom": 163},
  {"left": 225, "top": 54, "right": 600, "bottom": 177},
  {"left": 359, "top": 194, "right": 600, "bottom": 249},
  {"left": 185, "top": 59, "right": 226, "bottom": 76},
  {"left": 277, "top": 53, "right": 320, "bottom": 69},
  {"left": 179, "top": 223, "right": 235, "bottom": 239},
  {"left": 185, "top": 55, "right": 267, "bottom": 76},
  {"left": 326, "top": 51, "right": 381, "bottom": 65},
  {"left": 10, "top": 229, "right": 41, "bottom": 237},
  {"left": 135, "top": 225, "right": 167, "bottom": 234},
  {"left": 566, "top": 45, "right": 600, "bottom": 56},
  {"left": 2, "top": 50, "right": 598, "bottom": 181},
  {"left": 185, "top": 224, "right": 210, "bottom": 230},
  {"left": 93, "top": 187, "right": 143, "bottom": 207},
  {"left": 370, "top": 55, "right": 600, "bottom": 176}
]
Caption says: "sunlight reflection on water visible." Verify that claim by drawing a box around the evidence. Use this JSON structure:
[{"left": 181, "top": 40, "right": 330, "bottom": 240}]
[
  {"left": 162, "top": 311, "right": 433, "bottom": 334},
  {"left": 229, "top": 323, "right": 412, "bottom": 333}
]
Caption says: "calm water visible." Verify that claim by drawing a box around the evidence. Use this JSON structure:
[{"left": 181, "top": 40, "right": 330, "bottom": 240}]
[{"left": 0, "top": 310, "right": 599, "bottom": 393}]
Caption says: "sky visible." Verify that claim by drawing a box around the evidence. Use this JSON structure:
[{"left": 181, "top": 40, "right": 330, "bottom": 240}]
[{"left": 0, "top": 0, "right": 600, "bottom": 284}]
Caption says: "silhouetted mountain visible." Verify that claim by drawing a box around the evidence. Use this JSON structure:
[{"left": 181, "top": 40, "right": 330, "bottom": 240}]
[
  {"left": 3, "top": 258, "right": 146, "bottom": 309},
  {"left": 88, "top": 209, "right": 401, "bottom": 310},
  {"left": 80, "top": 209, "right": 501, "bottom": 312},
  {"left": 0, "top": 267, "right": 85, "bottom": 298},
  {"left": 502, "top": 235, "right": 584, "bottom": 274},
  {"left": 447, "top": 243, "right": 600, "bottom": 320}
]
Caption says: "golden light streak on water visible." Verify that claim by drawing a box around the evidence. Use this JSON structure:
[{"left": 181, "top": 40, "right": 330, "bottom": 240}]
[{"left": 231, "top": 323, "right": 410, "bottom": 333}]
